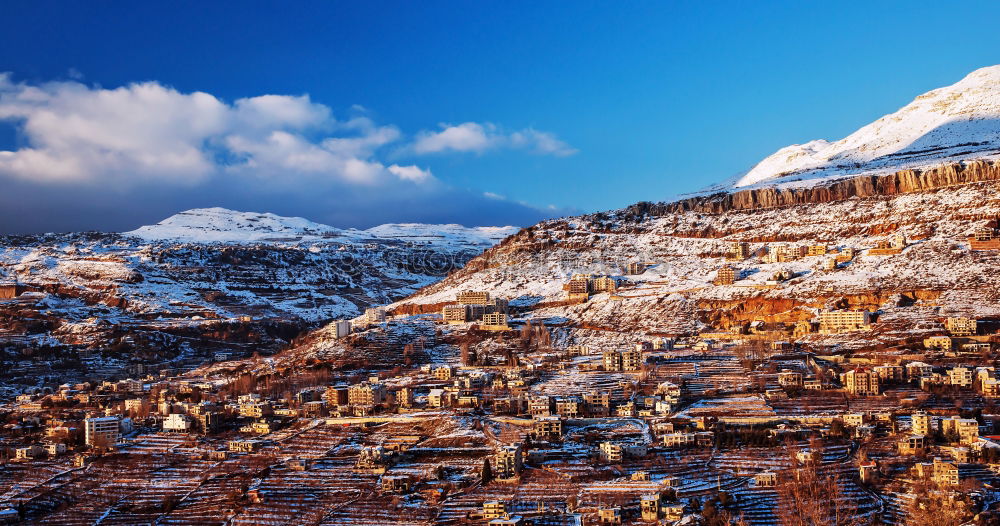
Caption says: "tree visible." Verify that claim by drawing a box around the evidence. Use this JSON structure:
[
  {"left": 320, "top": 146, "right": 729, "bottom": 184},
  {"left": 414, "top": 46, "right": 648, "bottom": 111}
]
[
  {"left": 906, "top": 481, "right": 973, "bottom": 526},
  {"left": 480, "top": 458, "right": 493, "bottom": 484}
]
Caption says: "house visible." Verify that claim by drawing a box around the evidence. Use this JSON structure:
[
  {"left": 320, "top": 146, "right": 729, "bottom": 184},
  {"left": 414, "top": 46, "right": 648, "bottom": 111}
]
[
  {"left": 597, "top": 507, "right": 622, "bottom": 525},
  {"left": 778, "top": 370, "right": 804, "bottom": 388},
  {"left": 859, "top": 460, "right": 878, "bottom": 483},
  {"left": 898, "top": 434, "right": 927, "bottom": 455},
  {"left": 381, "top": 475, "right": 412, "bottom": 494},
  {"left": 640, "top": 494, "right": 661, "bottom": 521},
  {"left": 754, "top": 471, "right": 777, "bottom": 487}
]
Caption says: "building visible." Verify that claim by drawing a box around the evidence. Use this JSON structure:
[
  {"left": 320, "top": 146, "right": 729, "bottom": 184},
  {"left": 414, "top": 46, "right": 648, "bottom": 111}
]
[
  {"left": 946, "top": 317, "right": 978, "bottom": 336},
  {"left": 621, "top": 346, "right": 644, "bottom": 371},
  {"left": 84, "top": 416, "right": 120, "bottom": 447},
  {"left": 924, "top": 336, "right": 953, "bottom": 352},
  {"left": 941, "top": 416, "right": 979, "bottom": 444},
  {"left": 906, "top": 361, "right": 934, "bottom": 380},
  {"left": 640, "top": 494, "right": 661, "bottom": 521},
  {"left": 599, "top": 441, "right": 647, "bottom": 462},
  {"left": 778, "top": 370, "right": 804, "bottom": 388},
  {"left": 807, "top": 244, "right": 828, "bottom": 256},
  {"left": 456, "top": 290, "right": 490, "bottom": 305},
  {"left": 818, "top": 310, "right": 870, "bottom": 333},
  {"left": 948, "top": 366, "right": 974, "bottom": 388},
  {"left": 348, "top": 382, "right": 387, "bottom": 406},
  {"left": 162, "top": 413, "right": 192, "bottom": 432},
  {"left": 899, "top": 435, "right": 927, "bottom": 455},
  {"left": 363, "top": 307, "right": 386, "bottom": 325},
  {"left": 729, "top": 241, "right": 750, "bottom": 260},
  {"left": 495, "top": 443, "right": 523, "bottom": 480},
  {"left": 912, "top": 411, "right": 935, "bottom": 437},
  {"left": 843, "top": 369, "right": 880, "bottom": 396},
  {"left": 533, "top": 417, "right": 563, "bottom": 440},
  {"left": 481, "top": 312, "right": 508, "bottom": 329},
  {"left": 483, "top": 501, "right": 508, "bottom": 520},
  {"left": 872, "top": 365, "right": 905, "bottom": 384},
  {"left": 714, "top": 266, "right": 736, "bottom": 285},
  {"left": 755, "top": 471, "right": 778, "bottom": 487},
  {"left": 334, "top": 320, "right": 351, "bottom": 338},
  {"left": 626, "top": 262, "right": 647, "bottom": 274}
]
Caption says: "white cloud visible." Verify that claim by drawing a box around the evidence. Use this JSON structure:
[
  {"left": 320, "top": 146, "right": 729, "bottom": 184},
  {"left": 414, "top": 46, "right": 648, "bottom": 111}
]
[
  {"left": 483, "top": 191, "right": 505, "bottom": 200},
  {"left": 388, "top": 164, "right": 433, "bottom": 183},
  {"left": 411, "top": 121, "right": 576, "bottom": 156},
  {"left": 0, "top": 75, "right": 430, "bottom": 187}
]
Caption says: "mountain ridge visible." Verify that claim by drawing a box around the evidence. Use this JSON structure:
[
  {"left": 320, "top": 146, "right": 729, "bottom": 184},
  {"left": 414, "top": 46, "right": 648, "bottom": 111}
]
[{"left": 733, "top": 64, "right": 1000, "bottom": 190}]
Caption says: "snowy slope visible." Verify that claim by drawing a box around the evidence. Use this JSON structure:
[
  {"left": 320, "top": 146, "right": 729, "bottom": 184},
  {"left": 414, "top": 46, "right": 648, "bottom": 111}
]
[
  {"left": 735, "top": 65, "right": 1000, "bottom": 188},
  {"left": 125, "top": 207, "right": 519, "bottom": 247}
]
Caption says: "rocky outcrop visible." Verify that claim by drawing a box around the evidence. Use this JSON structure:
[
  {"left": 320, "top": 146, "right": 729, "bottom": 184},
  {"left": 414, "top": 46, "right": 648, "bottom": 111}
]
[{"left": 663, "top": 160, "right": 1000, "bottom": 215}]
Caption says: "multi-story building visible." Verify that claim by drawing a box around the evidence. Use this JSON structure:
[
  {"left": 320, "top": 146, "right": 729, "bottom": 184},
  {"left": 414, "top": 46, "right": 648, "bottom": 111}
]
[
  {"left": 912, "top": 411, "right": 934, "bottom": 437},
  {"left": 334, "top": 320, "right": 351, "bottom": 338},
  {"left": 714, "top": 266, "right": 736, "bottom": 285},
  {"left": 843, "top": 369, "right": 880, "bottom": 396},
  {"left": 941, "top": 416, "right": 979, "bottom": 444},
  {"left": 533, "top": 417, "right": 562, "bottom": 440},
  {"left": 481, "top": 312, "right": 508, "bottom": 328},
  {"left": 599, "top": 441, "right": 647, "bottom": 462},
  {"left": 348, "top": 382, "right": 387, "bottom": 406},
  {"left": 621, "top": 347, "right": 644, "bottom": 371},
  {"left": 946, "top": 317, "right": 978, "bottom": 336},
  {"left": 442, "top": 305, "right": 469, "bottom": 323},
  {"left": 872, "top": 365, "right": 905, "bottom": 384},
  {"left": 363, "top": 307, "right": 386, "bottom": 325},
  {"left": 729, "top": 241, "right": 750, "bottom": 260},
  {"left": 84, "top": 416, "right": 120, "bottom": 447},
  {"left": 456, "top": 291, "right": 490, "bottom": 305},
  {"left": 948, "top": 366, "right": 974, "bottom": 388},
  {"left": 819, "top": 310, "right": 870, "bottom": 333},
  {"left": 495, "top": 443, "right": 523, "bottom": 480},
  {"left": 807, "top": 244, "right": 828, "bottom": 256},
  {"left": 924, "top": 336, "right": 953, "bottom": 352}
]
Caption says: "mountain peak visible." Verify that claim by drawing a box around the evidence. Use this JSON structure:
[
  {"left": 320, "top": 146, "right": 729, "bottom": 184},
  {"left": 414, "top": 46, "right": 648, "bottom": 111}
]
[
  {"left": 733, "top": 64, "right": 1000, "bottom": 189},
  {"left": 124, "top": 208, "right": 520, "bottom": 246}
]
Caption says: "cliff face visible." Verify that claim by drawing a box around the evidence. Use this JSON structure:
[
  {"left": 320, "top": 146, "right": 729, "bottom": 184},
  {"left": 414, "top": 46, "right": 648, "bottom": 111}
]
[{"left": 667, "top": 160, "right": 1000, "bottom": 214}]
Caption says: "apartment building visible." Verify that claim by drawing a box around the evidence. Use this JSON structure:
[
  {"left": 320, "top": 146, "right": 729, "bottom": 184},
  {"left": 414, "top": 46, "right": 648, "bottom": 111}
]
[
  {"left": 714, "top": 266, "right": 736, "bottom": 285},
  {"left": 456, "top": 291, "right": 490, "bottom": 305},
  {"left": 84, "top": 416, "right": 120, "bottom": 447},
  {"left": 946, "top": 317, "right": 978, "bottom": 336},
  {"left": 843, "top": 369, "right": 880, "bottom": 396},
  {"left": 924, "top": 336, "right": 953, "bottom": 352},
  {"left": 818, "top": 310, "right": 870, "bottom": 333},
  {"left": 495, "top": 443, "right": 524, "bottom": 480}
]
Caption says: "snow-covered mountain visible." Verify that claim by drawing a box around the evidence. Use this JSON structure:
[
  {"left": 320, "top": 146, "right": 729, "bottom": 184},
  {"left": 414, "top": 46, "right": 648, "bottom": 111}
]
[
  {"left": 735, "top": 65, "right": 1000, "bottom": 189},
  {"left": 126, "top": 207, "right": 518, "bottom": 247},
  {"left": 0, "top": 209, "right": 520, "bottom": 389}
]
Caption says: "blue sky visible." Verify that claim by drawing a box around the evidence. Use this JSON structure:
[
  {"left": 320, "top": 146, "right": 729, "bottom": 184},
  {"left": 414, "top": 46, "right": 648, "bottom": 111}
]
[{"left": 2, "top": 1, "right": 1000, "bottom": 233}]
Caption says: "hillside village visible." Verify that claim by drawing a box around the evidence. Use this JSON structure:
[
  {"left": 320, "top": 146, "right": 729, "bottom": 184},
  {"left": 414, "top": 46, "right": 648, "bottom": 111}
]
[{"left": 2, "top": 166, "right": 1000, "bottom": 524}]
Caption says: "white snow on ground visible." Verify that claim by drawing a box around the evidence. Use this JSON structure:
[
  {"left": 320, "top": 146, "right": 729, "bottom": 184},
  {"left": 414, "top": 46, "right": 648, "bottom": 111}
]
[{"left": 734, "top": 65, "right": 1000, "bottom": 189}]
